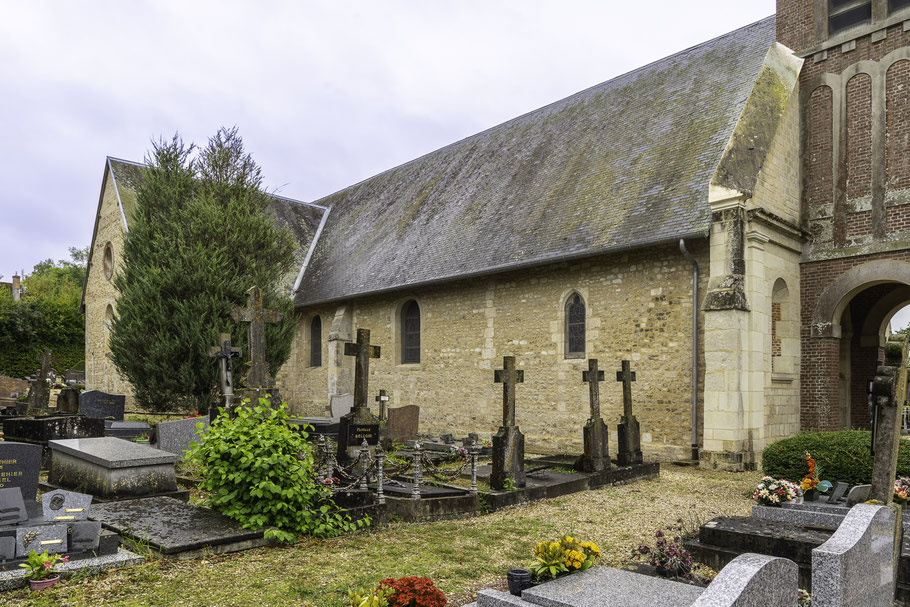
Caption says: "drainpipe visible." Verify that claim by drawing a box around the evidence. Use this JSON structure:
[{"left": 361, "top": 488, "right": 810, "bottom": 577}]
[{"left": 679, "top": 240, "right": 699, "bottom": 462}]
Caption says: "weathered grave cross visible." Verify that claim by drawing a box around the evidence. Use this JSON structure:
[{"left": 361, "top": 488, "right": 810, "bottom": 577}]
[
  {"left": 344, "top": 328, "right": 381, "bottom": 410},
  {"left": 582, "top": 359, "right": 605, "bottom": 420},
  {"left": 208, "top": 332, "right": 240, "bottom": 407},
  {"left": 616, "top": 360, "right": 637, "bottom": 420},
  {"left": 230, "top": 286, "right": 282, "bottom": 388},
  {"left": 28, "top": 349, "right": 57, "bottom": 413},
  {"left": 494, "top": 356, "right": 524, "bottom": 427},
  {"left": 375, "top": 389, "right": 390, "bottom": 420}
]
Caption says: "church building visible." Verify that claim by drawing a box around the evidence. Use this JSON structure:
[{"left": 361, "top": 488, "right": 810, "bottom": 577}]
[{"left": 82, "top": 1, "right": 910, "bottom": 470}]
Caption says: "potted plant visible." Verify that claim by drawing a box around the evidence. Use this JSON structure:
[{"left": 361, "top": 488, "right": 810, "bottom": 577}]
[
  {"left": 630, "top": 529, "right": 694, "bottom": 578},
  {"left": 135, "top": 434, "right": 150, "bottom": 444},
  {"left": 19, "top": 549, "right": 69, "bottom": 590},
  {"left": 529, "top": 535, "right": 601, "bottom": 584},
  {"left": 800, "top": 452, "right": 830, "bottom": 501}
]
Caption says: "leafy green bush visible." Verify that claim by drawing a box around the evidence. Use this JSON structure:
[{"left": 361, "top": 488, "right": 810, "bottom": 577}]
[
  {"left": 762, "top": 430, "right": 910, "bottom": 485},
  {"left": 188, "top": 399, "right": 366, "bottom": 542}
]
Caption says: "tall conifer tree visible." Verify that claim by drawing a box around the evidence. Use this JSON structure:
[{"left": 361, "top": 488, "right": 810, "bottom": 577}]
[{"left": 109, "top": 128, "right": 296, "bottom": 412}]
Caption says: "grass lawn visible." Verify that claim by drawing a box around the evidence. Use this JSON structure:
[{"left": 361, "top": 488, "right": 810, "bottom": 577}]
[{"left": 7, "top": 467, "right": 761, "bottom": 607}]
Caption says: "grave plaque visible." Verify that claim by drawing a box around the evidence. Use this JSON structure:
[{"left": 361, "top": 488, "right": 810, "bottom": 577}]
[
  {"left": 79, "top": 390, "right": 126, "bottom": 421},
  {"left": 0, "top": 487, "right": 27, "bottom": 525},
  {"left": 42, "top": 488, "right": 92, "bottom": 522},
  {"left": 387, "top": 405, "right": 420, "bottom": 442},
  {"left": 0, "top": 441, "right": 42, "bottom": 500},
  {"left": 828, "top": 482, "right": 849, "bottom": 503},
  {"left": 347, "top": 424, "right": 380, "bottom": 446},
  {"left": 67, "top": 520, "right": 102, "bottom": 552},
  {"left": 16, "top": 524, "right": 67, "bottom": 557}
]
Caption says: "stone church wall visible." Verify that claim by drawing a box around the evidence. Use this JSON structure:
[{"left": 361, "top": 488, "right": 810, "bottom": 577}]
[
  {"left": 83, "top": 168, "right": 134, "bottom": 408},
  {"left": 282, "top": 242, "right": 709, "bottom": 460}
]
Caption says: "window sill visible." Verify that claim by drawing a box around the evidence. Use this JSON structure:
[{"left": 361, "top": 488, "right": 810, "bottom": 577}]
[{"left": 772, "top": 372, "right": 797, "bottom": 384}]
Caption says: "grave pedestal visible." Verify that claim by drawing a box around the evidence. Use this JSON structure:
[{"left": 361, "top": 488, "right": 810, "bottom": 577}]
[
  {"left": 617, "top": 415, "right": 643, "bottom": 466},
  {"left": 336, "top": 407, "right": 379, "bottom": 462},
  {"left": 579, "top": 417, "right": 610, "bottom": 473},
  {"left": 490, "top": 425, "right": 525, "bottom": 490}
]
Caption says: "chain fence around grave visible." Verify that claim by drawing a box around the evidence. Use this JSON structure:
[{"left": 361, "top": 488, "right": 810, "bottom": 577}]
[{"left": 313, "top": 436, "right": 481, "bottom": 501}]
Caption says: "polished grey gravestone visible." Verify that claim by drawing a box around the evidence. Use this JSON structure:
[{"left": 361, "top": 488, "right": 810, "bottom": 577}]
[
  {"left": 689, "top": 553, "right": 798, "bottom": 607},
  {"left": 845, "top": 484, "right": 871, "bottom": 506},
  {"left": 0, "top": 488, "right": 27, "bottom": 525},
  {"left": 42, "top": 488, "right": 91, "bottom": 522},
  {"left": 491, "top": 356, "right": 526, "bottom": 490},
  {"left": 47, "top": 437, "right": 179, "bottom": 500},
  {"left": 79, "top": 390, "right": 125, "bottom": 421},
  {"left": 89, "top": 496, "right": 271, "bottom": 559},
  {"left": 0, "top": 441, "right": 42, "bottom": 500},
  {"left": 616, "top": 360, "right": 643, "bottom": 466},
  {"left": 104, "top": 420, "right": 151, "bottom": 440},
  {"left": 579, "top": 358, "right": 609, "bottom": 473},
  {"left": 157, "top": 416, "right": 210, "bottom": 456},
  {"left": 15, "top": 523, "right": 67, "bottom": 557},
  {"left": 387, "top": 405, "right": 420, "bottom": 443},
  {"left": 812, "top": 503, "right": 898, "bottom": 607},
  {"left": 67, "top": 521, "right": 102, "bottom": 552},
  {"left": 752, "top": 504, "right": 846, "bottom": 530},
  {"left": 0, "top": 536, "right": 14, "bottom": 560}
]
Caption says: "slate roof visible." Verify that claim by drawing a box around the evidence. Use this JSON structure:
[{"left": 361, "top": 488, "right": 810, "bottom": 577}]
[
  {"left": 102, "top": 158, "right": 325, "bottom": 293},
  {"left": 294, "top": 16, "right": 778, "bottom": 307}
]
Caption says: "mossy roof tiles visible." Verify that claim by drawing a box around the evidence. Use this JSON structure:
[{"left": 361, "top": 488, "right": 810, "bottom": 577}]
[{"left": 294, "top": 17, "right": 777, "bottom": 307}]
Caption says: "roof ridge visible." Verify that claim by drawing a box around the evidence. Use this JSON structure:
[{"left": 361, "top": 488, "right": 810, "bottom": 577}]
[{"left": 310, "top": 15, "right": 776, "bottom": 207}]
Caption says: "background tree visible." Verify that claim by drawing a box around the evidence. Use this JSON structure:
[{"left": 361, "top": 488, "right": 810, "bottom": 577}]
[
  {"left": 0, "top": 247, "right": 88, "bottom": 377},
  {"left": 109, "top": 128, "right": 296, "bottom": 412}
]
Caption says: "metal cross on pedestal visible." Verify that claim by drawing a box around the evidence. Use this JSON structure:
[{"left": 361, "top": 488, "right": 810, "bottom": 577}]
[
  {"left": 582, "top": 359, "right": 606, "bottom": 420},
  {"left": 344, "top": 328, "right": 381, "bottom": 410},
  {"left": 230, "top": 286, "right": 283, "bottom": 389},
  {"left": 494, "top": 356, "right": 524, "bottom": 427},
  {"left": 208, "top": 332, "right": 241, "bottom": 409}
]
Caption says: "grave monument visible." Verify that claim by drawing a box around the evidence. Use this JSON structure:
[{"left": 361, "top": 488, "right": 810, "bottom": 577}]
[
  {"left": 230, "top": 286, "right": 283, "bottom": 406},
  {"left": 208, "top": 331, "right": 240, "bottom": 414},
  {"left": 491, "top": 355, "right": 525, "bottom": 490},
  {"left": 578, "top": 358, "right": 609, "bottom": 472},
  {"left": 336, "top": 328, "right": 381, "bottom": 461},
  {"left": 616, "top": 360, "right": 643, "bottom": 466}
]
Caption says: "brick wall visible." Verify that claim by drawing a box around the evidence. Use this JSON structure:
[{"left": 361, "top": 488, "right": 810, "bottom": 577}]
[
  {"left": 846, "top": 73, "right": 873, "bottom": 200},
  {"left": 887, "top": 59, "right": 910, "bottom": 188}
]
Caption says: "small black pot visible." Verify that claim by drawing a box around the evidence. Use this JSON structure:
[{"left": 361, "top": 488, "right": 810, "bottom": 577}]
[
  {"left": 804, "top": 489, "right": 819, "bottom": 502},
  {"left": 507, "top": 569, "right": 534, "bottom": 596}
]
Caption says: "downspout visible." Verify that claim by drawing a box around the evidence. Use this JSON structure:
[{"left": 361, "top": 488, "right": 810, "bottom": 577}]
[{"left": 679, "top": 239, "right": 699, "bottom": 462}]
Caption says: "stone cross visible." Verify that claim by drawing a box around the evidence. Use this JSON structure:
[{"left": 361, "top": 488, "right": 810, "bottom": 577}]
[
  {"left": 494, "top": 356, "right": 524, "bottom": 427},
  {"left": 344, "top": 328, "right": 381, "bottom": 410},
  {"left": 208, "top": 332, "right": 240, "bottom": 408},
  {"left": 375, "top": 389, "right": 390, "bottom": 420},
  {"left": 582, "top": 359, "right": 605, "bottom": 420},
  {"left": 616, "top": 360, "right": 636, "bottom": 419},
  {"left": 230, "top": 286, "right": 282, "bottom": 388},
  {"left": 28, "top": 349, "right": 56, "bottom": 413},
  {"left": 616, "top": 359, "right": 643, "bottom": 466}
]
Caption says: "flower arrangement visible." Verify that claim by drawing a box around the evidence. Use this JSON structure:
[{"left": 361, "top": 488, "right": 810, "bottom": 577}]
[
  {"left": 753, "top": 476, "right": 802, "bottom": 506},
  {"left": 800, "top": 452, "right": 819, "bottom": 493},
  {"left": 348, "top": 586, "right": 393, "bottom": 607},
  {"left": 530, "top": 535, "right": 601, "bottom": 581},
  {"left": 630, "top": 529, "right": 694, "bottom": 578},
  {"left": 378, "top": 576, "right": 446, "bottom": 607},
  {"left": 894, "top": 478, "right": 910, "bottom": 504},
  {"left": 798, "top": 589, "right": 812, "bottom": 605},
  {"left": 19, "top": 549, "right": 69, "bottom": 581},
  {"left": 453, "top": 446, "right": 468, "bottom": 457}
]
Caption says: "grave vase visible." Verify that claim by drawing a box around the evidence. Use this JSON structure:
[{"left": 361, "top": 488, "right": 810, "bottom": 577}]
[
  {"left": 506, "top": 569, "right": 534, "bottom": 596},
  {"left": 804, "top": 489, "right": 818, "bottom": 502},
  {"left": 29, "top": 575, "right": 61, "bottom": 591}
]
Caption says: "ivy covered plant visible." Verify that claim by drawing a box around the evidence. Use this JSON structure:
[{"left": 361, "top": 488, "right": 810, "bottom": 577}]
[{"left": 188, "top": 399, "right": 367, "bottom": 541}]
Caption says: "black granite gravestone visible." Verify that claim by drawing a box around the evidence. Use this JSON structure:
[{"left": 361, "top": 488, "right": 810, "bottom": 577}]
[
  {"left": 0, "top": 488, "right": 27, "bottom": 525},
  {"left": 79, "top": 390, "right": 126, "bottom": 421},
  {"left": 0, "top": 441, "right": 42, "bottom": 500}
]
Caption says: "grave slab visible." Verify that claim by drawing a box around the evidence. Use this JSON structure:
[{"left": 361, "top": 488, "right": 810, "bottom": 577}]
[
  {"left": 90, "top": 496, "right": 273, "bottom": 559},
  {"left": 156, "top": 416, "right": 209, "bottom": 456},
  {"left": 519, "top": 566, "right": 704, "bottom": 607},
  {"left": 0, "top": 547, "right": 144, "bottom": 591},
  {"left": 47, "top": 437, "right": 179, "bottom": 500}
]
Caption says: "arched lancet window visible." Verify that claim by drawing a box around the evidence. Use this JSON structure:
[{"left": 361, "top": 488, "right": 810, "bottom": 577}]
[
  {"left": 309, "top": 316, "right": 322, "bottom": 367},
  {"left": 401, "top": 300, "right": 421, "bottom": 364},
  {"left": 565, "top": 293, "right": 585, "bottom": 359}
]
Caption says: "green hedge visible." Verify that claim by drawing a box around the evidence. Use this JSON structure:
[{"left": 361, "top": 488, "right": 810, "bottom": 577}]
[
  {"left": 0, "top": 342, "right": 84, "bottom": 379},
  {"left": 762, "top": 430, "right": 910, "bottom": 485}
]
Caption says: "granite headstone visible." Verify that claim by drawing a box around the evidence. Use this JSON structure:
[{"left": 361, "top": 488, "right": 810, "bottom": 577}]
[
  {"left": 79, "top": 390, "right": 125, "bottom": 421},
  {"left": 0, "top": 536, "right": 14, "bottom": 560},
  {"left": 829, "top": 482, "right": 849, "bottom": 503},
  {"left": 387, "top": 405, "right": 420, "bottom": 442},
  {"left": 67, "top": 520, "right": 102, "bottom": 552},
  {"left": 0, "top": 441, "right": 42, "bottom": 500},
  {"left": 329, "top": 393, "right": 354, "bottom": 421},
  {"left": 156, "top": 416, "right": 210, "bottom": 456},
  {"left": 16, "top": 523, "right": 67, "bottom": 557},
  {"left": 846, "top": 484, "right": 871, "bottom": 506}
]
